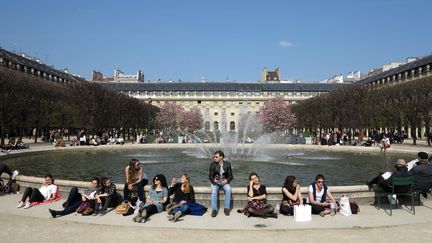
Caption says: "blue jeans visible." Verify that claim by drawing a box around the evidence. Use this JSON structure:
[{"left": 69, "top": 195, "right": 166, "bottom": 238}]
[
  {"left": 171, "top": 204, "right": 191, "bottom": 215},
  {"left": 211, "top": 183, "right": 231, "bottom": 211}
]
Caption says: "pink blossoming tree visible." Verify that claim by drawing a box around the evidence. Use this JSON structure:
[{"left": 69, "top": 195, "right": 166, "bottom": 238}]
[
  {"left": 257, "top": 96, "right": 296, "bottom": 133},
  {"left": 155, "top": 102, "right": 184, "bottom": 135},
  {"left": 180, "top": 107, "right": 204, "bottom": 133}
]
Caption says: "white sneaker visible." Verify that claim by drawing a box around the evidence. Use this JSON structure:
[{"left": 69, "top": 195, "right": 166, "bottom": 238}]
[
  {"left": 12, "top": 170, "right": 19, "bottom": 180},
  {"left": 23, "top": 202, "right": 32, "bottom": 209},
  {"left": 17, "top": 201, "right": 25, "bottom": 208}
]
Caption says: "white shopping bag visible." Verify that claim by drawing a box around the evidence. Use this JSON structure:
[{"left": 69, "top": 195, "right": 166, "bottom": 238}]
[
  {"left": 294, "top": 205, "right": 312, "bottom": 222},
  {"left": 339, "top": 196, "right": 352, "bottom": 217}
]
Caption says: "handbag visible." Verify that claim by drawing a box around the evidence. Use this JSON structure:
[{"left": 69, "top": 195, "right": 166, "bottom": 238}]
[
  {"left": 293, "top": 205, "right": 311, "bottom": 222},
  {"left": 339, "top": 196, "right": 352, "bottom": 216},
  {"left": 76, "top": 201, "right": 91, "bottom": 214},
  {"left": 115, "top": 200, "right": 131, "bottom": 214},
  {"left": 350, "top": 201, "right": 360, "bottom": 214},
  {"left": 82, "top": 207, "right": 94, "bottom": 216}
]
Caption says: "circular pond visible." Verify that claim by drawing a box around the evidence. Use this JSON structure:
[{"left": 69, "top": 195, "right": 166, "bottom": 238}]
[{"left": 1, "top": 147, "right": 413, "bottom": 187}]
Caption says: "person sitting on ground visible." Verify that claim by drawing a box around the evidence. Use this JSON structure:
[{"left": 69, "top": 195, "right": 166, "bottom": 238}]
[
  {"left": 361, "top": 137, "right": 374, "bottom": 147},
  {"left": 15, "top": 138, "right": 29, "bottom": 149},
  {"left": 124, "top": 159, "right": 148, "bottom": 205},
  {"left": 243, "top": 172, "right": 276, "bottom": 218},
  {"left": 49, "top": 177, "right": 100, "bottom": 218},
  {"left": 17, "top": 174, "right": 57, "bottom": 209},
  {"left": 280, "top": 175, "right": 303, "bottom": 216},
  {"left": 116, "top": 137, "right": 124, "bottom": 145},
  {"left": 367, "top": 159, "right": 412, "bottom": 193},
  {"left": 0, "top": 163, "right": 19, "bottom": 192},
  {"left": 307, "top": 174, "right": 338, "bottom": 217},
  {"left": 70, "top": 138, "right": 78, "bottom": 146},
  {"left": 55, "top": 137, "right": 66, "bottom": 147},
  {"left": 166, "top": 173, "right": 196, "bottom": 222},
  {"left": 132, "top": 174, "right": 168, "bottom": 223},
  {"left": 94, "top": 177, "right": 118, "bottom": 216},
  {"left": 1, "top": 138, "right": 16, "bottom": 152},
  {"left": 79, "top": 131, "right": 86, "bottom": 146}
]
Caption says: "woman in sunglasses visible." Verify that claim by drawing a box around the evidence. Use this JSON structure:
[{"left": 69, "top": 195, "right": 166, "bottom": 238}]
[
  {"left": 307, "top": 174, "right": 338, "bottom": 217},
  {"left": 133, "top": 174, "right": 168, "bottom": 223}
]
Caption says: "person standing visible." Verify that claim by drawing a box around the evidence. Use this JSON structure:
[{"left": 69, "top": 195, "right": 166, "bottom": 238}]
[{"left": 209, "top": 150, "right": 233, "bottom": 217}]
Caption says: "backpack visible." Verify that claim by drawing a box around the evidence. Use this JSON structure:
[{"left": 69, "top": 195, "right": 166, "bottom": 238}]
[
  {"left": 4, "top": 181, "right": 20, "bottom": 194},
  {"left": 115, "top": 200, "right": 131, "bottom": 214},
  {"left": 350, "top": 201, "right": 360, "bottom": 214}
]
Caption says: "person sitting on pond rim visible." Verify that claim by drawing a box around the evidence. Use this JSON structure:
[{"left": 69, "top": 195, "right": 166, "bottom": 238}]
[
  {"left": 132, "top": 174, "right": 169, "bottom": 223},
  {"left": 307, "top": 174, "right": 338, "bottom": 217},
  {"left": 124, "top": 159, "right": 148, "bottom": 205},
  {"left": 244, "top": 171, "right": 276, "bottom": 218},
  {"left": 0, "top": 163, "right": 19, "bottom": 192},
  {"left": 17, "top": 174, "right": 57, "bottom": 209},
  {"left": 209, "top": 150, "right": 233, "bottom": 217},
  {"left": 280, "top": 175, "right": 304, "bottom": 216},
  {"left": 49, "top": 177, "right": 100, "bottom": 218},
  {"left": 94, "top": 177, "right": 118, "bottom": 216}
]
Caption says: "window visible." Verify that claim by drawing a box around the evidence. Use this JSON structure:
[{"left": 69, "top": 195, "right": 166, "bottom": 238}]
[
  {"left": 214, "top": 112, "right": 219, "bottom": 116},
  {"left": 213, "top": 121, "right": 219, "bottom": 131},
  {"left": 205, "top": 121, "right": 210, "bottom": 131},
  {"left": 197, "top": 100, "right": 202, "bottom": 104},
  {"left": 205, "top": 108, "right": 209, "bottom": 115},
  {"left": 231, "top": 112, "right": 235, "bottom": 116},
  {"left": 230, "top": 121, "right": 235, "bottom": 131}
]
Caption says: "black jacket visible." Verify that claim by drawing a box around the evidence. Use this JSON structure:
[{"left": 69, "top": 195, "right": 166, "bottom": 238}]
[{"left": 209, "top": 161, "right": 233, "bottom": 184}]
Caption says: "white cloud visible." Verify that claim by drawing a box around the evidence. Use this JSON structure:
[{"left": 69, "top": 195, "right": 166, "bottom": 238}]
[{"left": 279, "top": 41, "right": 293, "bottom": 48}]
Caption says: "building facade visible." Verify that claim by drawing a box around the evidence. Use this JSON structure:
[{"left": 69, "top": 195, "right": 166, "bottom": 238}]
[
  {"left": 0, "top": 48, "right": 85, "bottom": 83},
  {"left": 99, "top": 82, "right": 345, "bottom": 132}
]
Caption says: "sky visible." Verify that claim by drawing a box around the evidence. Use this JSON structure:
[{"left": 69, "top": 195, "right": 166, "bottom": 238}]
[{"left": 1, "top": 0, "right": 431, "bottom": 82}]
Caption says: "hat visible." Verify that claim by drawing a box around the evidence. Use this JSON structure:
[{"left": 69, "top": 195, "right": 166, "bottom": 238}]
[
  {"left": 417, "top": 152, "right": 429, "bottom": 160},
  {"left": 395, "top": 159, "right": 407, "bottom": 167}
]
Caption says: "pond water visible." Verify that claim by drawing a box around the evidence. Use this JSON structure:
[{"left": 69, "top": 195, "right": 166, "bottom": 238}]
[{"left": 1, "top": 147, "right": 413, "bottom": 187}]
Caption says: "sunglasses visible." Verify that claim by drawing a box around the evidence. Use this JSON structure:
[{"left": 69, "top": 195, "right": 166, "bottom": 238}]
[
  {"left": 317, "top": 180, "right": 324, "bottom": 184},
  {"left": 154, "top": 178, "right": 160, "bottom": 181}
]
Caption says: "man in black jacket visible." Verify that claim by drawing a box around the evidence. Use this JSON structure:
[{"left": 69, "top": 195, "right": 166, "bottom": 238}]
[{"left": 209, "top": 150, "right": 233, "bottom": 217}]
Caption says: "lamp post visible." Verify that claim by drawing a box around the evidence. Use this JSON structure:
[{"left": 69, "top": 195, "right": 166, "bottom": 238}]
[{"left": 147, "top": 97, "right": 152, "bottom": 136}]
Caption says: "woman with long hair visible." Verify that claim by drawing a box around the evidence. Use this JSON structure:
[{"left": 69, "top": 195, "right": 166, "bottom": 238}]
[
  {"left": 94, "top": 177, "right": 118, "bottom": 216},
  {"left": 245, "top": 172, "right": 276, "bottom": 218},
  {"left": 280, "top": 175, "right": 303, "bottom": 216},
  {"left": 133, "top": 174, "right": 168, "bottom": 223},
  {"left": 124, "top": 159, "right": 148, "bottom": 204},
  {"left": 166, "top": 173, "right": 196, "bottom": 222}
]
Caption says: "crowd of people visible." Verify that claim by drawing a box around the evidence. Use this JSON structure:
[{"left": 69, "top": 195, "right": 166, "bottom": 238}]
[
  {"left": 2, "top": 149, "right": 432, "bottom": 223},
  {"left": 0, "top": 138, "right": 29, "bottom": 153}
]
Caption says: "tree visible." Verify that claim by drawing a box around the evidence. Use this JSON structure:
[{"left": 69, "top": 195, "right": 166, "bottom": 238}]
[
  {"left": 155, "top": 102, "right": 184, "bottom": 136},
  {"left": 180, "top": 107, "right": 203, "bottom": 133},
  {"left": 257, "top": 96, "right": 296, "bottom": 133}
]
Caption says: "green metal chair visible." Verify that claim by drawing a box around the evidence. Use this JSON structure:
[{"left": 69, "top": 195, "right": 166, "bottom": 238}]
[{"left": 377, "top": 176, "right": 415, "bottom": 216}]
